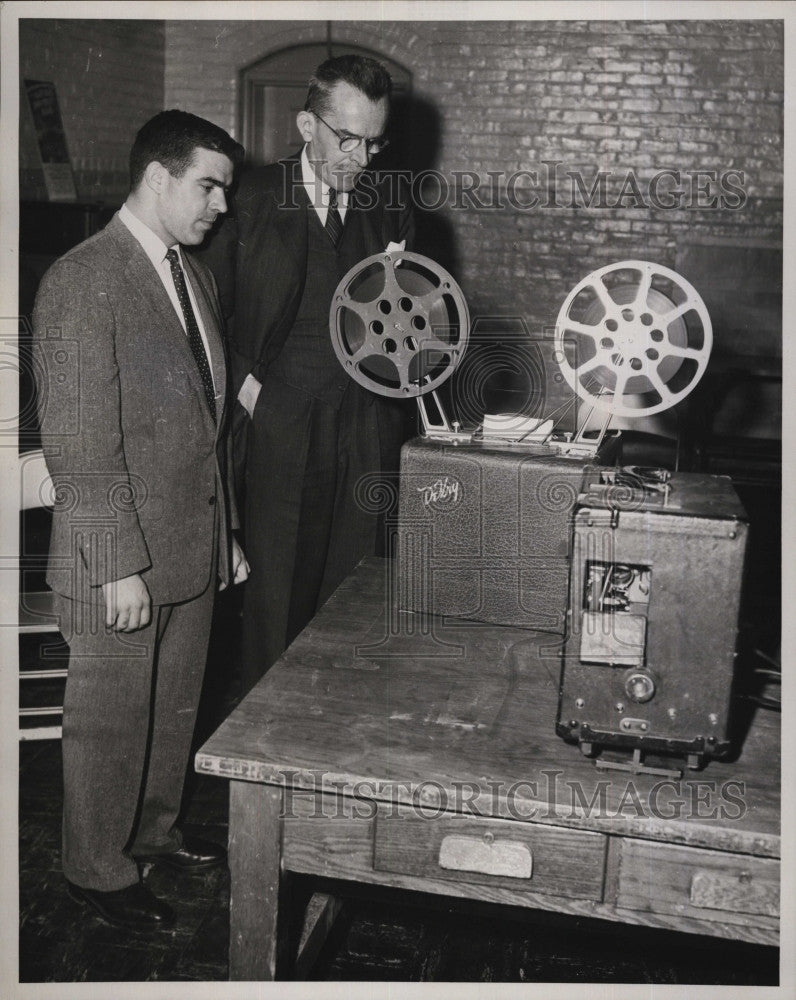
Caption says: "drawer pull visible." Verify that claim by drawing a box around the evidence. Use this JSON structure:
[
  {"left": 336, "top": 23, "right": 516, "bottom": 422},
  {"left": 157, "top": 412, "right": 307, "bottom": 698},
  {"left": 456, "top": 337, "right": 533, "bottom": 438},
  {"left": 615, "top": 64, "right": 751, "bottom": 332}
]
[
  {"left": 438, "top": 834, "right": 532, "bottom": 879},
  {"left": 689, "top": 869, "right": 779, "bottom": 917}
]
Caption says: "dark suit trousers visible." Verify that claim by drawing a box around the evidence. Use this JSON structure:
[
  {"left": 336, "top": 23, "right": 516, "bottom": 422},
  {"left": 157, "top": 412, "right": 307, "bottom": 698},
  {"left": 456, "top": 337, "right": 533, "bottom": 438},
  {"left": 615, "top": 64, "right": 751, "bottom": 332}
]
[
  {"left": 55, "top": 579, "right": 215, "bottom": 891},
  {"left": 240, "top": 377, "right": 385, "bottom": 689}
]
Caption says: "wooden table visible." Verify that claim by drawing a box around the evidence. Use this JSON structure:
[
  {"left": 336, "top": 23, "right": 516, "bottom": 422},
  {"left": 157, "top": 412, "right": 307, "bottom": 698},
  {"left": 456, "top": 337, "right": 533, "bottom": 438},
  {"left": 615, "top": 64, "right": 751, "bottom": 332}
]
[{"left": 196, "top": 558, "right": 780, "bottom": 981}]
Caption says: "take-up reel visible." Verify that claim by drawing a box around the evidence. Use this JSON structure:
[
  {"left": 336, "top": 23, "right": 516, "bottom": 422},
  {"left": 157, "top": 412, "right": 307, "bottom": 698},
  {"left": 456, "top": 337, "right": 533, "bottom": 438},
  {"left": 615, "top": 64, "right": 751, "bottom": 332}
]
[{"left": 554, "top": 260, "right": 713, "bottom": 449}]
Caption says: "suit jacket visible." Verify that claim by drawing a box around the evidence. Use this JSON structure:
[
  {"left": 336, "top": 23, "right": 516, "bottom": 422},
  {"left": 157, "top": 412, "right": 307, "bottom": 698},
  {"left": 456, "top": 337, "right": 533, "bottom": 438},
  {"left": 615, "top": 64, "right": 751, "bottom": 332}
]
[
  {"left": 196, "top": 153, "right": 415, "bottom": 396},
  {"left": 33, "top": 213, "right": 238, "bottom": 606}
]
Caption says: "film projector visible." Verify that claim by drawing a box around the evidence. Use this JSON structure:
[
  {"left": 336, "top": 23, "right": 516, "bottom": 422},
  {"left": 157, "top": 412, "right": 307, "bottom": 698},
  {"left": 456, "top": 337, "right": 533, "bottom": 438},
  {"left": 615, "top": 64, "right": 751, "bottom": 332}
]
[{"left": 330, "top": 253, "right": 748, "bottom": 776}]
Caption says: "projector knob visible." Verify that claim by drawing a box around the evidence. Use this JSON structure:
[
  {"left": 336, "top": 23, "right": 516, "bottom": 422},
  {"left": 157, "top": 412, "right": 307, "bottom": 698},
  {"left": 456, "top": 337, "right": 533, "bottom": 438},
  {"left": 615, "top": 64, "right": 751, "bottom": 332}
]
[{"left": 624, "top": 671, "right": 655, "bottom": 704}]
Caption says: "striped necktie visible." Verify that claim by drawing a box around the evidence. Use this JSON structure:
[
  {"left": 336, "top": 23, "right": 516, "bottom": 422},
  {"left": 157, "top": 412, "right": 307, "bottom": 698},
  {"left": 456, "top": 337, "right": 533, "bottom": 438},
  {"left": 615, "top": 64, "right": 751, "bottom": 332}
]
[
  {"left": 165, "top": 249, "right": 216, "bottom": 422},
  {"left": 325, "top": 187, "right": 343, "bottom": 247}
]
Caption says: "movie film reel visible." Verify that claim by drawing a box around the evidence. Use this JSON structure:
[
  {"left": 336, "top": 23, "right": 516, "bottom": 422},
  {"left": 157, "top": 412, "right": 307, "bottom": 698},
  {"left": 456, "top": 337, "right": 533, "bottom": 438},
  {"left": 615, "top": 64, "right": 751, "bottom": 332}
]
[
  {"left": 329, "top": 251, "right": 470, "bottom": 398},
  {"left": 554, "top": 260, "right": 712, "bottom": 418}
]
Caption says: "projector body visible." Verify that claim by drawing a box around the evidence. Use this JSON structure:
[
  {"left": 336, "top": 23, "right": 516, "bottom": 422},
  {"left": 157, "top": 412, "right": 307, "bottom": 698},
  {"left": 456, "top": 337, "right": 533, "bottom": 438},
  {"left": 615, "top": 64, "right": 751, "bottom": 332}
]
[{"left": 556, "top": 467, "right": 748, "bottom": 768}]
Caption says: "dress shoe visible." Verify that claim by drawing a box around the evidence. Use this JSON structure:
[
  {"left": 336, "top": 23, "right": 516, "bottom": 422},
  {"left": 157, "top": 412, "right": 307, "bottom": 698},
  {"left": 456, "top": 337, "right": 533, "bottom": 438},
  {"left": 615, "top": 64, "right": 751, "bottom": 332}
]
[
  {"left": 66, "top": 879, "right": 175, "bottom": 930},
  {"left": 133, "top": 834, "right": 226, "bottom": 873}
]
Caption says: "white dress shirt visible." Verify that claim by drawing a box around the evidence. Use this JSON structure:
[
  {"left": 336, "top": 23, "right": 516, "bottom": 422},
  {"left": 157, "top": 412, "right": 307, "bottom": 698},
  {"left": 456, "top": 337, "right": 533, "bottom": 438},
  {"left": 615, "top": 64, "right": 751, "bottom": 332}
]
[
  {"left": 301, "top": 144, "right": 350, "bottom": 224},
  {"left": 119, "top": 202, "right": 216, "bottom": 394}
]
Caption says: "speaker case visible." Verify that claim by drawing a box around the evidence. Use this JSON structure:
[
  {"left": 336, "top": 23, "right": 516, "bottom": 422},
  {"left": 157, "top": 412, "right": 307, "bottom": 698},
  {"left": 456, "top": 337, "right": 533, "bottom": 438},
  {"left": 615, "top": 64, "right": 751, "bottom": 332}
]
[{"left": 395, "top": 435, "right": 619, "bottom": 633}]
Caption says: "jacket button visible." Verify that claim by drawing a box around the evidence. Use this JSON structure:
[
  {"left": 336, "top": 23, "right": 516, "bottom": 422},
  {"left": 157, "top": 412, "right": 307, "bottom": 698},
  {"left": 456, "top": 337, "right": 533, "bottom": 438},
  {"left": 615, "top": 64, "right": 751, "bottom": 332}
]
[{"left": 208, "top": 496, "right": 216, "bottom": 506}]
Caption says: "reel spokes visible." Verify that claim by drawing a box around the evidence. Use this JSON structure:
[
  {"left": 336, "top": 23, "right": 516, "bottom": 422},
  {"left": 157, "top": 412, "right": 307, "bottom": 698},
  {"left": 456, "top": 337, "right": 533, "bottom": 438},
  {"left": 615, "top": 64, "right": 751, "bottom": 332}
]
[
  {"left": 330, "top": 251, "right": 470, "bottom": 398},
  {"left": 554, "top": 260, "right": 712, "bottom": 417}
]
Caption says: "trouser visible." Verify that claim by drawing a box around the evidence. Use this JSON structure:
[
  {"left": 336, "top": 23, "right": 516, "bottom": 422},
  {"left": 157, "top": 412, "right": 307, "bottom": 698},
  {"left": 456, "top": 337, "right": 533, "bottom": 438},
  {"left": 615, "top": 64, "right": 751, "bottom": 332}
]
[
  {"left": 240, "top": 378, "right": 387, "bottom": 691},
  {"left": 55, "top": 579, "right": 215, "bottom": 891}
]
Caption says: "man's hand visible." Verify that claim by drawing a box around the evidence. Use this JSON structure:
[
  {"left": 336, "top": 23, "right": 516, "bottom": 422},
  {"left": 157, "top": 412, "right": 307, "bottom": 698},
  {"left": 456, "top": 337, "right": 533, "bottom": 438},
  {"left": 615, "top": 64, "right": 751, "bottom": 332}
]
[
  {"left": 102, "top": 573, "right": 151, "bottom": 632},
  {"left": 220, "top": 536, "right": 250, "bottom": 590},
  {"left": 237, "top": 374, "right": 262, "bottom": 420}
]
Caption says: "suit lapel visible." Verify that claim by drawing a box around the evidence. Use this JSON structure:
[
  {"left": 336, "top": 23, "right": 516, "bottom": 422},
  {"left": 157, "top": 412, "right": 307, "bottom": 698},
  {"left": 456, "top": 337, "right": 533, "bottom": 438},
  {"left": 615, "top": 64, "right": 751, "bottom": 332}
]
[
  {"left": 106, "top": 215, "right": 219, "bottom": 435},
  {"left": 273, "top": 156, "right": 308, "bottom": 277},
  {"left": 107, "top": 215, "right": 184, "bottom": 338},
  {"left": 347, "top": 179, "right": 386, "bottom": 256}
]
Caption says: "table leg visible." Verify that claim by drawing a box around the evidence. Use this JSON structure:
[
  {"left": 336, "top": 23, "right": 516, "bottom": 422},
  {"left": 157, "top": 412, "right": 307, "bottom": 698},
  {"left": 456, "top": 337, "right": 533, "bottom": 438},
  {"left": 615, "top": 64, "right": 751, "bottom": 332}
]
[
  {"left": 228, "top": 780, "right": 284, "bottom": 981},
  {"left": 294, "top": 892, "right": 345, "bottom": 979}
]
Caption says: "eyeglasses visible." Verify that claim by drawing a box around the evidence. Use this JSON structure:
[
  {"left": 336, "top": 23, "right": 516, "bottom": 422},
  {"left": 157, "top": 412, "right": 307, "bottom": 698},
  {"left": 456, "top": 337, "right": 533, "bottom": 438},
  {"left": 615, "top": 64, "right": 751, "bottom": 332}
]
[{"left": 311, "top": 110, "right": 389, "bottom": 155}]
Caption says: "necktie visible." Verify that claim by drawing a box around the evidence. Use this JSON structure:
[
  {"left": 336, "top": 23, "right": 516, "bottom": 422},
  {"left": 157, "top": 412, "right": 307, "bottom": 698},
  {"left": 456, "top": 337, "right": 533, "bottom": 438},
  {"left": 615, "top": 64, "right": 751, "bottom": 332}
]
[
  {"left": 325, "top": 187, "right": 343, "bottom": 247},
  {"left": 165, "top": 249, "right": 216, "bottom": 422}
]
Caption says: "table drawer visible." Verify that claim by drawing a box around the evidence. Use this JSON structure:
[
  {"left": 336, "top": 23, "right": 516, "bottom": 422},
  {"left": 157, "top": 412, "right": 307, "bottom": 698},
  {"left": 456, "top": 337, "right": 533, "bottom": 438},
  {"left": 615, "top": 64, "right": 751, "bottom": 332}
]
[
  {"left": 374, "top": 813, "right": 607, "bottom": 900},
  {"left": 618, "top": 838, "right": 780, "bottom": 925}
]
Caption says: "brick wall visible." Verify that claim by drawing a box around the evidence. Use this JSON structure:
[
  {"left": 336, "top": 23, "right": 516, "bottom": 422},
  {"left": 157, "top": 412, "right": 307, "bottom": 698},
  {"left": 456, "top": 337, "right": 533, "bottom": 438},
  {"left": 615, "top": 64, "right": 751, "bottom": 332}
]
[
  {"left": 20, "top": 19, "right": 165, "bottom": 202},
  {"left": 163, "top": 18, "right": 783, "bottom": 346},
  {"left": 21, "top": 18, "right": 780, "bottom": 343}
]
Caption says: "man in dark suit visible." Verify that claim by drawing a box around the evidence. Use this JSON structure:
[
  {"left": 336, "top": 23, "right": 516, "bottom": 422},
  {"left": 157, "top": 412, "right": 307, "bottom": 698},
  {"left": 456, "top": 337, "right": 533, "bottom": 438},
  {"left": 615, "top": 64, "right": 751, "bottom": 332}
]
[
  {"left": 200, "top": 55, "right": 414, "bottom": 688},
  {"left": 33, "top": 110, "right": 249, "bottom": 930}
]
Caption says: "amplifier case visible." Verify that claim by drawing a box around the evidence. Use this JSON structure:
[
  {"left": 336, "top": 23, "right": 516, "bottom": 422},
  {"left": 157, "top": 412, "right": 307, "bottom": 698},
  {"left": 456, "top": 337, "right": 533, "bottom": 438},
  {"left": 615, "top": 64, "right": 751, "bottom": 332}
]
[
  {"left": 395, "top": 436, "right": 618, "bottom": 632},
  {"left": 556, "top": 471, "right": 748, "bottom": 763}
]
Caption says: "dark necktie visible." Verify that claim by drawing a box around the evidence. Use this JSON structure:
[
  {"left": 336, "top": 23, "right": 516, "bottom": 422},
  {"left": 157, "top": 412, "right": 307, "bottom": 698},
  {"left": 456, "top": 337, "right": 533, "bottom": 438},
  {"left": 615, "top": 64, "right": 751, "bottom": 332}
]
[
  {"left": 165, "top": 248, "right": 216, "bottom": 422},
  {"left": 325, "top": 187, "right": 343, "bottom": 247}
]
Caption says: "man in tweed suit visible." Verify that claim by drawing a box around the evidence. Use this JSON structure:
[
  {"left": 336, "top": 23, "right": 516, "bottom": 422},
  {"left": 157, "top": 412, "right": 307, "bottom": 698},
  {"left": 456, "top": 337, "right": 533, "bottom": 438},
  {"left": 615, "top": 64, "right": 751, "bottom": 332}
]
[
  {"left": 33, "top": 111, "right": 248, "bottom": 930},
  {"left": 200, "top": 55, "right": 414, "bottom": 689}
]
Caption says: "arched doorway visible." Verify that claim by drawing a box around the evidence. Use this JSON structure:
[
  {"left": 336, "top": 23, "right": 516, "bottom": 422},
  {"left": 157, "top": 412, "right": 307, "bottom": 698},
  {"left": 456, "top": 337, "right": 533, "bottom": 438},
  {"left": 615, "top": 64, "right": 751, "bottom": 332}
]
[{"left": 240, "top": 42, "right": 412, "bottom": 165}]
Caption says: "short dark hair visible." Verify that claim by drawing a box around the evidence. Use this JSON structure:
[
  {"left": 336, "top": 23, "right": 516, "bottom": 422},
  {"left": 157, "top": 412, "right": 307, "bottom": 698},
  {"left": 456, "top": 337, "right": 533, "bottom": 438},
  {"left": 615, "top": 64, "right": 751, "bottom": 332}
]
[
  {"left": 129, "top": 110, "right": 244, "bottom": 190},
  {"left": 305, "top": 54, "right": 392, "bottom": 116}
]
